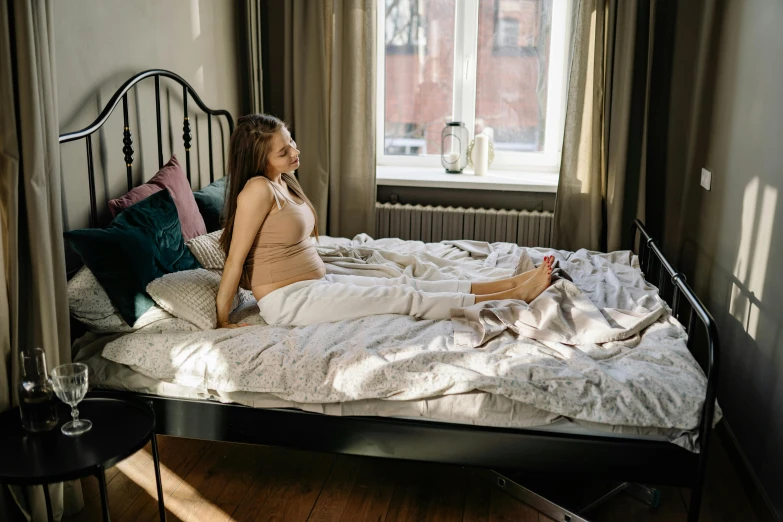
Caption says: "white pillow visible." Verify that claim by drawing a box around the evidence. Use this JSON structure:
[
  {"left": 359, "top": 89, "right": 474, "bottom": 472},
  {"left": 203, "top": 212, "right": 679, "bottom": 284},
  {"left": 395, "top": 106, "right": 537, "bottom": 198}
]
[
  {"left": 67, "top": 266, "right": 173, "bottom": 332},
  {"left": 186, "top": 229, "right": 225, "bottom": 269},
  {"left": 146, "top": 268, "right": 255, "bottom": 330}
]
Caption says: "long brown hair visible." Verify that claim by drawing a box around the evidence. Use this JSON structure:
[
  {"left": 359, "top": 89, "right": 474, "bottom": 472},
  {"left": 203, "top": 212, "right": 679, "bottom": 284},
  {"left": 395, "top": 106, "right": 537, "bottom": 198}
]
[{"left": 219, "top": 114, "right": 319, "bottom": 274}]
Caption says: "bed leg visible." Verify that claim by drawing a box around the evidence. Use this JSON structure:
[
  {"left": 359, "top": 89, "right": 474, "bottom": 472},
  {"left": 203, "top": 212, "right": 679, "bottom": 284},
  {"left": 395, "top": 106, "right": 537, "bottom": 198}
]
[
  {"left": 624, "top": 483, "right": 662, "bottom": 508},
  {"left": 576, "top": 482, "right": 660, "bottom": 513},
  {"left": 576, "top": 482, "right": 628, "bottom": 513},
  {"left": 688, "top": 480, "right": 704, "bottom": 522},
  {"left": 480, "top": 472, "right": 662, "bottom": 521},
  {"left": 478, "top": 470, "right": 591, "bottom": 522}
]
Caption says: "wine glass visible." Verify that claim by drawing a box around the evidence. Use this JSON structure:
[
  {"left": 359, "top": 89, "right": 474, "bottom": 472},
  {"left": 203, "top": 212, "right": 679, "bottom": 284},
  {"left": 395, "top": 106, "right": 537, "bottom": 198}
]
[{"left": 51, "top": 363, "right": 92, "bottom": 436}]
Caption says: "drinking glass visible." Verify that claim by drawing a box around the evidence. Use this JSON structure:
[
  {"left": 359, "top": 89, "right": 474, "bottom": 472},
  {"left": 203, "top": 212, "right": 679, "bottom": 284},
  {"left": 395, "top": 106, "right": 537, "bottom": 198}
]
[{"left": 51, "top": 363, "right": 92, "bottom": 436}]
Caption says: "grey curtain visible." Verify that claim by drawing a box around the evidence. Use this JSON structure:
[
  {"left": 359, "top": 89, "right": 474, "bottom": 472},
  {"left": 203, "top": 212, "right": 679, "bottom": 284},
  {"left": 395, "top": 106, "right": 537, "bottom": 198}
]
[
  {"left": 0, "top": 0, "right": 19, "bottom": 419},
  {"left": 0, "top": 5, "right": 20, "bottom": 519},
  {"left": 553, "top": 0, "right": 654, "bottom": 252},
  {"left": 1, "top": 1, "right": 81, "bottom": 519},
  {"left": 283, "top": 0, "right": 376, "bottom": 238},
  {"left": 245, "top": 0, "right": 264, "bottom": 113}
]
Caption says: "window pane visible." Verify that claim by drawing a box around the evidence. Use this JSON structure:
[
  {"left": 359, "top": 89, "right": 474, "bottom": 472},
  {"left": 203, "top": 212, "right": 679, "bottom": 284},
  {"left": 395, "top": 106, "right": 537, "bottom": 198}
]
[
  {"left": 384, "top": 0, "right": 455, "bottom": 156},
  {"left": 476, "top": 0, "right": 553, "bottom": 152}
]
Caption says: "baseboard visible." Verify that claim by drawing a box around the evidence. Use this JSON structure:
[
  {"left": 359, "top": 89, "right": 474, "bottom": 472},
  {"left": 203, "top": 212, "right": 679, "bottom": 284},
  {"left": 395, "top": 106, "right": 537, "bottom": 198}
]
[{"left": 717, "top": 421, "right": 780, "bottom": 522}]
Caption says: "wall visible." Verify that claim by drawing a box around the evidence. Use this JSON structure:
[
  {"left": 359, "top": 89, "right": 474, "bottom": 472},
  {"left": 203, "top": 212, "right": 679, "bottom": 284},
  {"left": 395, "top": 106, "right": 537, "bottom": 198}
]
[
  {"left": 665, "top": 0, "right": 783, "bottom": 517},
  {"left": 54, "top": 0, "right": 246, "bottom": 233}
]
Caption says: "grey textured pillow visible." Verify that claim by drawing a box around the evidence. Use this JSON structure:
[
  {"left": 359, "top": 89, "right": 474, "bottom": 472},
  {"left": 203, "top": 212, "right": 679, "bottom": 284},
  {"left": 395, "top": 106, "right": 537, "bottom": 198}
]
[
  {"left": 67, "top": 266, "right": 173, "bottom": 332},
  {"left": 146, "top": 268, "right": 255, "bottom": 330},
  {"left": 186, "top": 229, "right": 225, "bottom": 269}
]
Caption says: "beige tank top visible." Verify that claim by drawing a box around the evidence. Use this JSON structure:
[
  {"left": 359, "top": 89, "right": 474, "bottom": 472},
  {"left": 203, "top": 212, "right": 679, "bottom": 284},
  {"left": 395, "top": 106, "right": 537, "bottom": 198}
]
[{"left": 244, "top": 178, "right": 323, "bottom": 287}]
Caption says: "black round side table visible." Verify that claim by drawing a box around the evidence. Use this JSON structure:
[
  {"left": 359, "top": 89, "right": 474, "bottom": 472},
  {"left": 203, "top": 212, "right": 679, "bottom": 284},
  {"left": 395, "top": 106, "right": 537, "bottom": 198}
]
[{"left": 0, "top": 397, "right": 166, "bottom": 522}]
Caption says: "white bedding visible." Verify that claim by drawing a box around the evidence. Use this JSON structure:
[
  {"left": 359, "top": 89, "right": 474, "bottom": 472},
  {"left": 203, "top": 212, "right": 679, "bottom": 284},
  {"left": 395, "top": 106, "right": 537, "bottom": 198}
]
[
  {"left": 74, "top": 327, "right": 691, "bottom": 448},
  {"left": 81, "top": 236, "right": 719, "bottom": 452}
]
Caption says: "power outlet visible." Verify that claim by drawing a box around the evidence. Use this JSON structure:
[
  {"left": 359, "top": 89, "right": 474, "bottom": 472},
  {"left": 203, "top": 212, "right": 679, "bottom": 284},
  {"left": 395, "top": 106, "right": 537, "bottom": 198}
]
[{"left": 700, "top": 168, "right": 712, "bottom": 191}]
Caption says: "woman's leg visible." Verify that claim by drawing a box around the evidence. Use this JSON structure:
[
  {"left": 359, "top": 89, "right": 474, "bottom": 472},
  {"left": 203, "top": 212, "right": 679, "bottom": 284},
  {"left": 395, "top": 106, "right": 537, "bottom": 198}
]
[
  {"left": 475, "top": 260, "right": 553, "bottom": 303},
  {"left": 257, "top": 279, "right": 474, "bottom": 326},
  {"left": 325, "top": 257, "right": 554, "bottom": 297},
  {"left": 258, "top": 263, "right": 552, "bottom": 326},
  {"left": 324, "top": 273, "right": 472, "bottom": 293},
  {"left": 471, "top": 256, "right": 554, "bottom": 295},
  {"left": 258, "top": 261, "right": 554, "bottom": 326}
]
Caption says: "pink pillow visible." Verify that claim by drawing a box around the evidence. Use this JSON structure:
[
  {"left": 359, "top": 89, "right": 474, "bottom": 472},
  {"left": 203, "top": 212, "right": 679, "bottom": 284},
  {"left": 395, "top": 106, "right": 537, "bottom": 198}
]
[{"left": 108, "top": 155, "right": 206, "bottom": 240}]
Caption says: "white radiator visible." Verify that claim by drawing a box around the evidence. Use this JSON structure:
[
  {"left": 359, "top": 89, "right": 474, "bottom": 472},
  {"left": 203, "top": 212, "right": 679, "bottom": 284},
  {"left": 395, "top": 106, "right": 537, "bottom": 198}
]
[{"left": 375, "top": 202, "right": 554, "bottom": 247}]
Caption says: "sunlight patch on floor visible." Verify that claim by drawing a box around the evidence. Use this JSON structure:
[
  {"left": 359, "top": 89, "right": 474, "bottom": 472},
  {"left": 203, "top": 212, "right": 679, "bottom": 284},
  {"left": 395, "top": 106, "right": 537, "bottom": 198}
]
[{"left": 117, "top": 447, "right": 231, "bottom": 522}]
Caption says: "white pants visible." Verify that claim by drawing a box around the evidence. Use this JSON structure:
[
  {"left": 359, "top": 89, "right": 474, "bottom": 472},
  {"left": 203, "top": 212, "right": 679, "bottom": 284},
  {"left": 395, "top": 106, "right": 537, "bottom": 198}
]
[{"left": 257, "top": 274, "right": 475, "bottom": 326}]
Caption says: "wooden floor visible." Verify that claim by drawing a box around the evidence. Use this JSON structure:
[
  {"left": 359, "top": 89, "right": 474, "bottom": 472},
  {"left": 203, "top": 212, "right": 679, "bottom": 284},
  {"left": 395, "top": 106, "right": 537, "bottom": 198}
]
[{"left": 63, "top": 434, "right": 759, "bottom": 522}]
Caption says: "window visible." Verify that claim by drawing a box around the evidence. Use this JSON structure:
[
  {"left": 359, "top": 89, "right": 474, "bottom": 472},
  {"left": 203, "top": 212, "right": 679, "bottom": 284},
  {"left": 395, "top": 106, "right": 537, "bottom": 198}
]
[
  {"left": 496, "top": 17, "right": 522, "bottom": 49},
  {"left": 385, "top": 122, "right": 427, "bottom": 154},
  {"left": 377, "top": 0, "right": 572, "bottom": 173},
  {"left": 493, "top": 0, "right": 541, "bottom": 55},
  {"left": 385, "top": 0, "right": 427, "bottom": 54}
]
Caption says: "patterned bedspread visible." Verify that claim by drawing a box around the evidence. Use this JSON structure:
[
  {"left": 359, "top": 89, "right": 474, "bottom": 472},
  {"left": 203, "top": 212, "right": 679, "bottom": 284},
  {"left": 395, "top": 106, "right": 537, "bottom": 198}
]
[{"left": 101, "top": 236, "right": 719, "bottom": 441}]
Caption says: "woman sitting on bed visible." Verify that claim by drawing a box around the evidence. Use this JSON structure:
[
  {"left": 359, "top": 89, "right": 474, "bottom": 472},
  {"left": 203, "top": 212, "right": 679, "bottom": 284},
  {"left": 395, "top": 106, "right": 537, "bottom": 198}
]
[{"left": 216, "top": 114, "right": 553, "bottom": 328}]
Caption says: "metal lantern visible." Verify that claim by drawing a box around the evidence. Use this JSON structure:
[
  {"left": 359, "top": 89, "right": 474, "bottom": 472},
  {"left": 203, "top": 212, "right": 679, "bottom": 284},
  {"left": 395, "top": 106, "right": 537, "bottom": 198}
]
[{"left": 441, "top": 122, "right": 469, "bottom": 173}]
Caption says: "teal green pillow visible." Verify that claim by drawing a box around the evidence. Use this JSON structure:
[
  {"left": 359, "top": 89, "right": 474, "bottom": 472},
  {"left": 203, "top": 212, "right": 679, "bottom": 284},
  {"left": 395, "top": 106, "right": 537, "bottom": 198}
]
[
  {"left": 193, "top": 176, "right": 227, "bottom": 232},
  {"left": 65, "top": 189, "right": 201, "bottom": 325}
]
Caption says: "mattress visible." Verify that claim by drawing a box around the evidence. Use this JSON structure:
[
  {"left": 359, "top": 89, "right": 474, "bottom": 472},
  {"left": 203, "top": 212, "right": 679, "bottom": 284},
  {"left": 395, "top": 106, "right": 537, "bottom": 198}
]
[{"left": 73, "top": 323, "right": 695, "bottom": 451}]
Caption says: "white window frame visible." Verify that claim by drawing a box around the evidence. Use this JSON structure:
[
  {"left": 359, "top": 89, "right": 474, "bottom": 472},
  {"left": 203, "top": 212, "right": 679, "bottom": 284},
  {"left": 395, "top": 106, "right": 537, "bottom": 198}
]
[{"left": 376, "top": 0, "right": 573, "bottom": 174}]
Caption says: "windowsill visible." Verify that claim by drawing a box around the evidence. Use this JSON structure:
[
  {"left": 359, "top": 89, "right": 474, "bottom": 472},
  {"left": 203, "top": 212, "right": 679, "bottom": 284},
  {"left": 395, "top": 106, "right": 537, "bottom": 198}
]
[{"left": 376, "top": 165, "right": 559, "bottom": 193}]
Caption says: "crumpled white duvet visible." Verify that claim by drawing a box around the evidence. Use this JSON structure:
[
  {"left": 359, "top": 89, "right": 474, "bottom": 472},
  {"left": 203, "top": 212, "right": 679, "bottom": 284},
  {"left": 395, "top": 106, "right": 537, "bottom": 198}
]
[
  {"left": 452, "top": 248, "right": 667, "bottom": 347},
  {"left": 101, "top": 236, "right": 719, "bottom": 436}
]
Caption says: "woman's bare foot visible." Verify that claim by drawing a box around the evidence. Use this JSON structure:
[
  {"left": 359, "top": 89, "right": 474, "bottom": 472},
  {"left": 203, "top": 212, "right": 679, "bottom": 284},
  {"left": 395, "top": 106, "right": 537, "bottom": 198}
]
[
  {"left": 509, "top": 259, "right": 553, "bottom": 302},
  {"left": 515, "top": 255, "right": 554, "bottom": 285},
  {"left": 471, "top": 256, "right": 554, "bottom": 295},
  {"left": 474, "top": 259, "right": 553, "bottom": 303}
]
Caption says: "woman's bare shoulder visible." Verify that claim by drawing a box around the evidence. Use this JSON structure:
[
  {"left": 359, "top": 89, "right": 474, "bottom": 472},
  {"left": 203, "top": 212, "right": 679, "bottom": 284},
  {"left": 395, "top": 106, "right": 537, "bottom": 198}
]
[{"left": 238, "top": 176, "right": 274, "bottom": 206}]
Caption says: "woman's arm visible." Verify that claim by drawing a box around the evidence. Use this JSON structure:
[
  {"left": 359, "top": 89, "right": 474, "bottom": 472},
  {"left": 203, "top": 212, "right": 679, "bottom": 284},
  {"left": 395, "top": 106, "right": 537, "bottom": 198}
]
[{"left": 216, "top": 180, "right": 274, "bottom": 327}]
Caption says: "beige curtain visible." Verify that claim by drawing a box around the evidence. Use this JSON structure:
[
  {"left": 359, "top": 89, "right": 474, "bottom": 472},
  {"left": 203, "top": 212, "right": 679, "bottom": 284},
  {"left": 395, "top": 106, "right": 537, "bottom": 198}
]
[
  {"left": 1, "top": 1, "right": 80, "bottom": 520},
  {"left": 283, "top": 0, "right": 331, "bottom": 228},
  {"left": 553, "top": 0, "right": 653, "bottom": 252},
  {"left": 328, "top": 0, "right": 376, "bottom": 238},
  {"left": 283, "top": 0, "right": 376, "bottom": 238}
]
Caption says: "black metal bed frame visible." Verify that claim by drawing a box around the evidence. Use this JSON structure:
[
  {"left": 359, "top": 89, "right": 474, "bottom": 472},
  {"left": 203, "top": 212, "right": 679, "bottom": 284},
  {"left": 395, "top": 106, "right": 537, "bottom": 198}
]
[
  {"left": 59, "top": 69, "right": 234, "bottom": 227},
  {"left": 60, "top": 70, "right": 719, "bottom": 522}
]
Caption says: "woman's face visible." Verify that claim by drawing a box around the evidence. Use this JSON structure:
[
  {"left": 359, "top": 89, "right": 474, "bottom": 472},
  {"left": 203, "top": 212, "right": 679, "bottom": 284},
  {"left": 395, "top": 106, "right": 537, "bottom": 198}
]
[{"left": 266, "top": 127, "right": 300, "bottom": 176}]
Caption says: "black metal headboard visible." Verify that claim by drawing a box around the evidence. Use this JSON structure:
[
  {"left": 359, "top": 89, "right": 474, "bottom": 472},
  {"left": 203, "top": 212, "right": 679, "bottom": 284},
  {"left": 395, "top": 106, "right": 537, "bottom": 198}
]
[{"left": 58, "top": 69, "right": 234, "bottom": 228}]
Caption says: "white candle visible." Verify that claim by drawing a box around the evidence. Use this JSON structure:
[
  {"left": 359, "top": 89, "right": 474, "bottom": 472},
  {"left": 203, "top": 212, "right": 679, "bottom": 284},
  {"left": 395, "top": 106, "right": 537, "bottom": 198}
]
[
  {"left": 473, "top": 134, "right": 489, "bottom": 176},
  {"left": 447, "top": 151, "right": 460, "bottom": 165}
]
